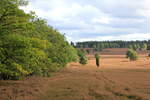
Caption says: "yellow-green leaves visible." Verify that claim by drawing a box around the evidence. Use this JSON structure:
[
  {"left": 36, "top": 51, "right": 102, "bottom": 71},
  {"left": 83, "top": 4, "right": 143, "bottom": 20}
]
[
  {"left": 0, "top": 0, "right": 78, "bottom": 80},
  {"left": 126, "top": 49, "right": 138, "bottom": 61}
]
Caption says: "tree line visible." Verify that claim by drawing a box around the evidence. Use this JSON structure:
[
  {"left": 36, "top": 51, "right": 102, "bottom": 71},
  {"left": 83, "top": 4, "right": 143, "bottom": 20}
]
[
  {"left": 75, "top": 40, "right": 150, "bottom": 51},
  {"left": 0, "top": 0, "right": 78, "bottom": 80}
]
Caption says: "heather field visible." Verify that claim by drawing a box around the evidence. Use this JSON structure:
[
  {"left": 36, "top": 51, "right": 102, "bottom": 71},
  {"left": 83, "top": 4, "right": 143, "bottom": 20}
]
[{"left": 1, "top": 49, "right": 150, "bottom": 100}]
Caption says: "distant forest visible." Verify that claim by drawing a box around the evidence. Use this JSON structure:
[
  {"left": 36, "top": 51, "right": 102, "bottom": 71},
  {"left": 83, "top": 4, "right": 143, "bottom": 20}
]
[{"left": 75, "top": 40, "right": 150, "bottom": 51}]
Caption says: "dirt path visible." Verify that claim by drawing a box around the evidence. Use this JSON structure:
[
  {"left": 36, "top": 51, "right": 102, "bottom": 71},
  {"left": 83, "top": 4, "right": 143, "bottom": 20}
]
[{"left": 1, "top": 55, "right": 150, "bottom": 100}]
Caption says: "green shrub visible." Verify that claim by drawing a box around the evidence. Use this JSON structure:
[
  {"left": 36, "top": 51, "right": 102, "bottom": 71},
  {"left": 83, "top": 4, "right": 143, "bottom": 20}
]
[
  {"left": 126, "top": 49, "right": 138, "bottom": 61},
  {"left": 147, "top": 44, "right": 150, "bottom": 50},
  {"left": 95, "top": 53, "right": 100, "bottom": 67},
  {"left": 67, "top": 46, "right": 78, "bottom": 62},
  {"left": 78, "top": 49, "right": 87, "bottom": 65},
  {"left": 77, "top": 49, "right": 87, "bottom": 57},
  {"left": 79, "top": 56, "right": 87, "bottom": 65}
]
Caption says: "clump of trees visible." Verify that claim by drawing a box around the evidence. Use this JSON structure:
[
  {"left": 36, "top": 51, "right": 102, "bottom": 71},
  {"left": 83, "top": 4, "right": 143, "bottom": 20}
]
[
  {"left": 147, "top": 44, "right": 150, "bottom": 50},
  {"left": 77, "top": 49, "right": 87, "bottom": 65},
  {"left": 0, "top": 0, "right": 78, "bottom": 80},
  {"left": 147, "top": 54, "right": 150, "bottom": 60},
  {"left": 126, "top": 49, "right": 138, "bottom": 61},
  {"left": 129, "top": 43, "right": 147, "bottom": 51},
  {"left": 95, "top": 53, "right": 100, "bottom": 67}
]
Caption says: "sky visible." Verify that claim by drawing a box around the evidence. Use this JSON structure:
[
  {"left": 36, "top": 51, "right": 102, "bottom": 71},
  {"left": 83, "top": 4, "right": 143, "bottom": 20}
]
[{"left": 21, "top": 0, "right": 150, "bottom": 42}]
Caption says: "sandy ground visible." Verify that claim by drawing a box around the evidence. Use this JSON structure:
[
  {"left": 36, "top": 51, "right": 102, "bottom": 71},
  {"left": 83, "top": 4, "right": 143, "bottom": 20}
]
[{"left": 1, "top": 54, "right": 150, "bottom": 100}]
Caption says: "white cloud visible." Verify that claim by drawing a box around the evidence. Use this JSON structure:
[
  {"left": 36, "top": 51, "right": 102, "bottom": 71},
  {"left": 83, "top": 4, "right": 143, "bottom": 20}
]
[
  {"left": 21, "top": 0, "right": 150, "bottom": 42},
  {"left": 77, "top": 33, "right": 150, "bottom": 42},
  {"left": 92, "top": 17, "right": 111, "bottom": 24},
  {"left": 137, "top": 9, "right": 150, "bottom": 19}
]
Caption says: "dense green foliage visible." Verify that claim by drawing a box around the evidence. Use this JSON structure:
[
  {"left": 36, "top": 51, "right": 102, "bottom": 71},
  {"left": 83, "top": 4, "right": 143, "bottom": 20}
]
[
  {"left": 95, "top": 53, "right": 100, "bottom": 67},
  {"left": 148, "top": 54, "right": 150, "bottom": 57},
  {"left": 126, "top": 49, "right": 138, "bottom": 61},
  {"left": 147, "top": 44, "right": 150, "bottom": 50},
  {"left": 77, "top": 49, "right": 87, "bottom": 65},
  {"left": 0, "top": 0, "right": 78, "bottom": 80},
  {"left": 76, "top": 40, "right": 150, "bottom": 51}
]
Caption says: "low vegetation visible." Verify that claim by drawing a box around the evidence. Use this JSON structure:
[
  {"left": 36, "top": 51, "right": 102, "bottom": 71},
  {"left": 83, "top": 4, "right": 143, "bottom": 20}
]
[
  {"left": 148, "top": 54, "right": 150, "bottom": 57},
  {"left": 126, "top": 49, "right": 138, "bottom": 61},
  {"left": 78, "top": 49, "right": 88, "bottom": 65},
  {"left": 95, "top": 53, "right": 100, "bottom": 67}
]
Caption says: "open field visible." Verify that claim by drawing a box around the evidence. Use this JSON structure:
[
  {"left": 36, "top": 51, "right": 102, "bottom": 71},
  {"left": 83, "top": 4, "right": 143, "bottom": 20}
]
[
  {"left": 101, "top": 48, "right": 150, "bottom": 55},
  {"left": 1, "top": 53, "right": 150, "bottom": 100}
]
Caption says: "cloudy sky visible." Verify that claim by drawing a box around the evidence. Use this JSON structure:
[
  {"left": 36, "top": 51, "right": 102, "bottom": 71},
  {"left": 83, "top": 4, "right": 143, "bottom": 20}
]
[{"left": 21, "top": 0, "right": 150, "bottom": 42}]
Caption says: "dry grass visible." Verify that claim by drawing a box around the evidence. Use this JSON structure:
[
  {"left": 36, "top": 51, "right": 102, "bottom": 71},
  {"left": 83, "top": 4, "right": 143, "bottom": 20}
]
[{"left": 1, "top": 52, "right": 150, "bottom": 100}]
